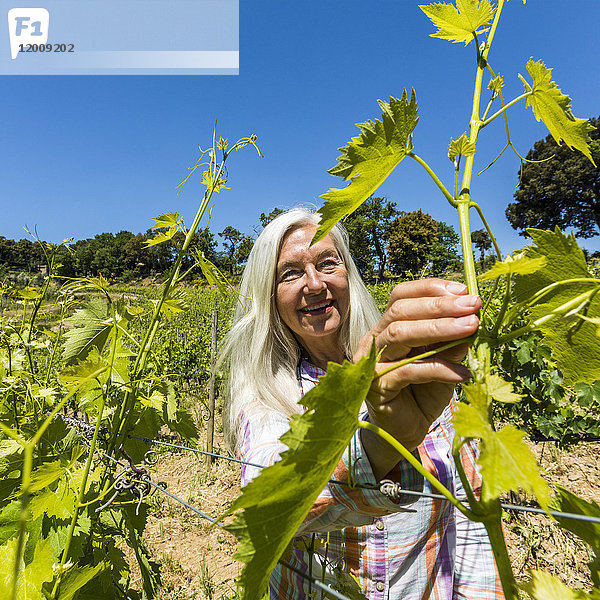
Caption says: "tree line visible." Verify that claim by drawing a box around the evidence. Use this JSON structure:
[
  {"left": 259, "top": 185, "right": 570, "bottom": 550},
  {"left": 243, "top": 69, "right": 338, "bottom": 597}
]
[
  {"left": 0, "top": 204, "right": 493, "bottom": 283},
  {"left": 0, "top": 226, "right": 253, "bottom": 282},
  {"left": 2, "top": 119, "right": 598, "bottom": 284}
]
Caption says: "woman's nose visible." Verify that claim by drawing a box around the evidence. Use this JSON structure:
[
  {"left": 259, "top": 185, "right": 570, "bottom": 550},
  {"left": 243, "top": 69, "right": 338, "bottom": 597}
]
[{"left": 303, "top": 266, "right": 327, "bottom": 293}]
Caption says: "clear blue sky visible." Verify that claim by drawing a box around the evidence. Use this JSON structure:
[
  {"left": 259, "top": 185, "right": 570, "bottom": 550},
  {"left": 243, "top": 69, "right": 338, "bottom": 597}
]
[{"left": 2, "top": 0, "right": 599, "bottom": 255}]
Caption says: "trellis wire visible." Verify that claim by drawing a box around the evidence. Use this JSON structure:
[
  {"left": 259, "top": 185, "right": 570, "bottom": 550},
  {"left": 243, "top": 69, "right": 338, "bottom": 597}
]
[
  {"left": 85, "top": 441, "right": 356, "bottom": 600},
  {"left": 59, "top": 420, "right": 600, "bottom": 600},
  {"left": 128, "top": 432, "right": 600, "bottom": 525}
]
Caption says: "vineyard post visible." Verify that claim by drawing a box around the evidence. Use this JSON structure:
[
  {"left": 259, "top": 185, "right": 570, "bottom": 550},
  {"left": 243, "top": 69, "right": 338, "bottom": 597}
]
[{"left": 206, "top": 308, "right": 218, "bottom": 464}]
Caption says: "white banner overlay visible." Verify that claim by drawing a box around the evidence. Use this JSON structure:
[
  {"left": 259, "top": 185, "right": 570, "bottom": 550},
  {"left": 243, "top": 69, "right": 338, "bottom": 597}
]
[
  {"left": 3, "top": 2, "right": 238, "bottom": 75},
  {"left": 8, "top": 7, "right": 49, "bottom": 59}
]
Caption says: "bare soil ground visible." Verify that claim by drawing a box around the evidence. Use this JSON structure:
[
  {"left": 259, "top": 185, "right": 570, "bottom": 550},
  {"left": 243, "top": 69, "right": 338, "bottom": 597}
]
[
  {"left": 502, "top": 440, "right": 599, "bottom": 590},
  {"left": 143, "top": 432, "right": 242, "bottom": 600},
  {"left": 142, "top": 431, "right": 599, "bottom": 599}
]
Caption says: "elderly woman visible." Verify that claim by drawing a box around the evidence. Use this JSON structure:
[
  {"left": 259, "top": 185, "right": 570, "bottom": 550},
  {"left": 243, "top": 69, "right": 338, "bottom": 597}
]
[{"left": 223, "top": 209, "right": 503, "bottom": 600}]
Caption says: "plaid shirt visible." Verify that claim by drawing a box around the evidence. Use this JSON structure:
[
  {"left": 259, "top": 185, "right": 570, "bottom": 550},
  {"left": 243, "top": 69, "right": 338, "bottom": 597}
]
[{"left": 239, "top": 359, "right": 504, "bottom": 600}]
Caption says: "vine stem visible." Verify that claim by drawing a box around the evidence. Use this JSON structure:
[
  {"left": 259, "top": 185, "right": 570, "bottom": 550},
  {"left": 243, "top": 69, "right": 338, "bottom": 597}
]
[
  {"left": 10, "top": 443, "right": 33, "bottom": 600},
  {"left": 458, "top": 0, "right": 506, "bottom": 295},
  {"left": 107, "top": 156, "right": 228, "bottom": 457},
  {"left": 52, "top": 302, "right": 121, "bottom": 597},
  {"left": 45, "top": 300, "right": 67, "bottom": 385},
  {"left": 51, "top": 387, "right": 106, "bottom": 599},
  {"left": 451, "top": 441, "right": 519, "bottom": 599},
  {"left": 480, "top": 500, "right": 519, "bottom": 600},
  {"left": 407, "top": 152, "right": 457, "bottom": 207},
  {"left": 480, "top": 92, "right": 532, "bottom": 129},
  {"left": 496, "top": 288, "right": 599, "bottom": 345},
  {"left": 453, "top": 5, "right": 521, "bottom": 599},
  {"left": 9, "top": 365, "right": 108, "bottom": 600},
  {"left": 469, "top": 202, "right": 502, "bottom": 260},
  {"left": 357, "top": 421, "right": 476, "bottom": 520},
  {"left": 452, "top": 440, "right": 481, "bottom": 514},
  {"left": 373, "top": 337, "right": 472, "bottom": 379}
]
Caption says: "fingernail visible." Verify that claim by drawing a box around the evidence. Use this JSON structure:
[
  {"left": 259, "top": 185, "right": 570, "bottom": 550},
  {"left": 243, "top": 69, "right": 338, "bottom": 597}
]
[
  {"left": 457, "top": 365, "right": 472, "bottom": 380},
  {"left": 456, "top": 314, "right": 478, "bottom": 328},
  {"left": 455, "top": 294, "right": 478, "bottom": 308},
  {"left": 447, "top": 282, "right": 467, "bottom": 295}
]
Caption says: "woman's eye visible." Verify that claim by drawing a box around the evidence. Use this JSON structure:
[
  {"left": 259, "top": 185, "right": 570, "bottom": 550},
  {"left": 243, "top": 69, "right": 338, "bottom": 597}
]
[
  {"left": 280, "top": 269, "right": 302, "bottom": 281},
  {"left": 319, "top": 259, "right": 338, "bottom": 270}
]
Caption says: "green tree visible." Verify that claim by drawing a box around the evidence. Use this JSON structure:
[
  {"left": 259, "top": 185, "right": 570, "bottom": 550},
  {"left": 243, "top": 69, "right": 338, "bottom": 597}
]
[
  {"left": 219, "top": 226, "right": 247, "bottom": 275},
  {"left": 236, "top": 235, "right": 254, "bottom": 267},
  {"left": 506, "top": 116, "right": 600, "bottom": 238},
  {"left": 387, "top": 210, "right": 438, "bottom": 276},
  {"left": 471, "top": 229, "right": 492, "bottom": 270},
  {"left": 258, "top": 207, "right": 285, "bottom": 229},
  {"left": 88, "top": 233, "right": 120, "bottom": 276},
  {"left": 343, "top": 196, "right": 398, "bottom": 281},
  {"left": 428, "top": 221, "right": 462, "bottom": 275}
]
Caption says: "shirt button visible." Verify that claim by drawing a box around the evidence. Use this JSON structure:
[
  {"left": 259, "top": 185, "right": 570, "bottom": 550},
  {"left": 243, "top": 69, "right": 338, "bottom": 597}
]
[
  {"left": 376, "top": 582, "right": 385, "bottom": 592},
  {"left": 375, "top": 519, "right": 384, "bottom": 530}
]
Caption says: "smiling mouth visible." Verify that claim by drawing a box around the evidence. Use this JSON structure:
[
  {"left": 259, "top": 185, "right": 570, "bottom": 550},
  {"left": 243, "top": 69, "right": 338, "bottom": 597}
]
[{"left": 299, "top": 299, "right": 334, "bottom": 316}]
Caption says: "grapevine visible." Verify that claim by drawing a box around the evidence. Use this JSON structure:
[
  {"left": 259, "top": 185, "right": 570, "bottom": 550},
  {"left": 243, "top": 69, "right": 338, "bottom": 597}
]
[
  {"left": 223, "top": 3, "right": 600, "bottom": 600},
  {"left": 0, "top": 131, "right": 259, "bottom": 599}
]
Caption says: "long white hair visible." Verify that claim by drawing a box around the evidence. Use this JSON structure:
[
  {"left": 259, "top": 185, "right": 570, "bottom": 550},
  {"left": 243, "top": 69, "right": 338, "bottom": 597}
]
[{"left": 221, "top": 208, "right": 381, "bottom": 451}]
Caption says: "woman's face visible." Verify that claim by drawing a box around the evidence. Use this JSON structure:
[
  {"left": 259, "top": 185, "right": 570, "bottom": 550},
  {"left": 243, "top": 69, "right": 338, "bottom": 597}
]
[{"left": 275, "top": 224, "right": 350, "bottom": 357}]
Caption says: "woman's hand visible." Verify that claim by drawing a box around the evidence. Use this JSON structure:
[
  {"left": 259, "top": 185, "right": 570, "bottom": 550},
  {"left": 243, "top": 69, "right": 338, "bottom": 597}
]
[{"left": 354, "top": 279, "right": 481, "bottom": 479}]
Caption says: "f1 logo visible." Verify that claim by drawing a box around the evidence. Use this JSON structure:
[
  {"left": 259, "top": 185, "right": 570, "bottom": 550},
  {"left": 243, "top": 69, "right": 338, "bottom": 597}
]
[{"left": 8, "top": 8, "right": 50, "bottom": 59}]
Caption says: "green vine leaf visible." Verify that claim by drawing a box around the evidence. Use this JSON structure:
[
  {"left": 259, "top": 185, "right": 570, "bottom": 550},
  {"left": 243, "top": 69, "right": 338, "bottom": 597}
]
[
  {"left": 550, "top": 486, "right": 600, "bottom": 552},
  {"left": 144, "top": 228, "right": 177, "bottom": 248},
  {"left": 487, "top": 75, "right": 504, "bottom": 93},
  {"left": 478, "top": 253, "right": 546, "bottom": 280},
  {"left": 151, "top": 212, "right": 182, "bottom": 230},
  {"left": 62, "top": 298, "right": 114, "bottom": 365},
  {"left": 56, "top": 562, "right": 107, "bottom": 600},
  {"left": 512, "top": 228, "right": 600, "bottom": 385},
  {"left": 222, "top": 346, "right": 377, "bottom": 600},
  {"left": 202, "top": 170, "right": 229, "bottom": 193},
  {"left": 18, "top": 287, "right": 43, "bottom": 300},
  {"left": 550, "top": 486, "right": 600, "bottom": 587},
  {"left": 159, "top": 287, "right": 189, "bottom": 317},
  {"left": 455, "top": 377, "right": 548, "bottom": 507},
  {"left": 419, "top": 0, "right": 495, "bottom": 45},
  {"left": 0, "top": 535, "right": 54, "bottom": 600},
  {"left": 314, "top": 91, "right": 419, "bottom": 243},
  {"left": 196, "top": 251, "right": 238, "bottom": 299},
  {"left": 331, "top": 567, "right": 368, "bottom": 600},
  {"left": 448, "top": 132, "right": 476, "bottom": 161},
  {"left": 519, "top": 59, "right": 596, "bottom": 165},
  {"left": 520, "top": 570, "right": 593, "bottom": 600},
  {"left": 485, "top": 373, "right": 523, "bottom": 403}
]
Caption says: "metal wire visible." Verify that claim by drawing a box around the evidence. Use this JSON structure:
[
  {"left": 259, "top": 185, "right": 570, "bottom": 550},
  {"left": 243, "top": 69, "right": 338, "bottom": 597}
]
[
  {"left": 63, "top": 421, "right": 600, "bottom": 600},
  {"left": 128, "top": 433, "right": 600, "bottom": 525},
  {"left": 127, "top": 433, "right": 266, "bottom": 470},
  {"left": 91, "top": 447, "right": 357, "bottom": 600},
  {"left": 141, "top": 478, "right": 357, "bottom": 600},
  {"left": 62, "top": 419, "right": 600, "bottom": 528},
  {"left": 143, "top": 476, "right": 219, "bottom": 525}
]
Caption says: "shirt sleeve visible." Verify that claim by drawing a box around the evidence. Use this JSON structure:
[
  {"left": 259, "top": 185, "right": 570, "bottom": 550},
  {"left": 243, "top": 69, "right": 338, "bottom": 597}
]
[{"left": 238, "top": 401, "right": 424, "bottom": 534}]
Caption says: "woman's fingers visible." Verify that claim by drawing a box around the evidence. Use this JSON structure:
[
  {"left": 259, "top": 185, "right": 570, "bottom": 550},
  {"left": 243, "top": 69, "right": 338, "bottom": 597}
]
[
  {"left": 384, "top": 279, "right": 468, "bottom": 310},
  {"left": 375, "top": 293, "right": 480, "bottom": 336},
  {"left": 376, "top": 314, "right": 479, "bottom": 360},
  {"left": 371, "top": 358, "right": 471, "bottom": 397},
  {"left": 353, "top": 280, "right": 480, "bottom": 361}
]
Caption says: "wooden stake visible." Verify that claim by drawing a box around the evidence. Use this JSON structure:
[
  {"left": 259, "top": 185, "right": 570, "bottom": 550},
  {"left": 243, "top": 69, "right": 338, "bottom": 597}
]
[{"left": 206, "top": 309, "right": 218, "bottom": 465}]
